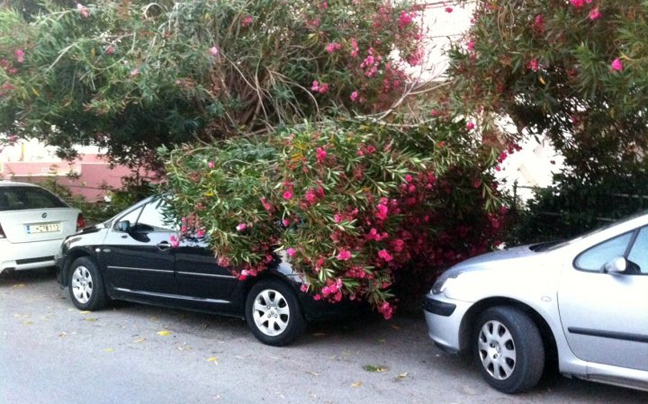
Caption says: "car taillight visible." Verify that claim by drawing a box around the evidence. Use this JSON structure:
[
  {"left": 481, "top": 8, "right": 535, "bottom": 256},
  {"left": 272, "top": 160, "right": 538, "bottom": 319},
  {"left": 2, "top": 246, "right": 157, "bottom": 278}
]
[
  {"left": 76, "top": 214, "right": 85, "bottom": 231},
  {"left": 0, "top": 223, "right": 5, "bottom": 239}
]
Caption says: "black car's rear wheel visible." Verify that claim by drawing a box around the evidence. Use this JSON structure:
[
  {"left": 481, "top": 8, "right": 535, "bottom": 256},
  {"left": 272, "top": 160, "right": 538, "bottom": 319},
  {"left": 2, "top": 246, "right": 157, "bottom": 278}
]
[
  {"left": 69, "top": 257, "right": 107, "bottom": 311},
  {"left": 245, "top": 279, "right": 306, "bottom": 346},
  {"left": 473, "top": 306, "right": 545, "bottom": 394}
]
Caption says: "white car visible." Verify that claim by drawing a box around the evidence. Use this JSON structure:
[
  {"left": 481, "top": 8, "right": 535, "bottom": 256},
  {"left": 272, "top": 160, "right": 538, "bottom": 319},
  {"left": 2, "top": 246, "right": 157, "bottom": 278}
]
[
  {"left": 424, "top": 212, "right": 648, "bottom": 394},
  {"left": 0, "top": 181, "right": 84, "bottom": 275}
]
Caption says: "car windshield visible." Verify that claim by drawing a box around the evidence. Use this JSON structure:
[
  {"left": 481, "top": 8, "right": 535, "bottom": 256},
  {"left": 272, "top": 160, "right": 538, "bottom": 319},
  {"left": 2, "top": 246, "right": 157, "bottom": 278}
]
[
  {"left": 532, "top": 210, "right": 648, "bottom": 252},
  {"left": 0, "top": 186, "right": 68, "bottom": 211}
]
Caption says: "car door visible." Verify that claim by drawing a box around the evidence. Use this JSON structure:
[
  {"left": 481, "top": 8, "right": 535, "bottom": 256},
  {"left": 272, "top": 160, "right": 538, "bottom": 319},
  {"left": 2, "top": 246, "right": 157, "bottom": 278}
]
[
  {"left": 101, "top": 198, "right": 177, "bottom": 295},
  {"left": 174, "top": 238, "right": 238, "bottom": 305},
  {"left": 558, "top": 227, "right": 648, "bottom": 371}
]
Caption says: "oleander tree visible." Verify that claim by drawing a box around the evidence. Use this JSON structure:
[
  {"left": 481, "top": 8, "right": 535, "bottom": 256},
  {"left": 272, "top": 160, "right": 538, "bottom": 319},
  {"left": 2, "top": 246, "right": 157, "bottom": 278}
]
[
  {"left": 446, "top": 0, "right": 648, "bottom": 239},
  {"left": 0, "top": 0, "right": 511, "bottom": 315}
]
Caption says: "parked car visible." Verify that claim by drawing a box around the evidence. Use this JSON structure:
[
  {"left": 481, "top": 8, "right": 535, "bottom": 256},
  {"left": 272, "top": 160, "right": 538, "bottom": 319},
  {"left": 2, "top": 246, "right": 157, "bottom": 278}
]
[
  {"left": 0, "top": 180, "right": 84, "bottom": 275},
  {"left": 424, "top": 212, "right": 648, "bottom": 394},
  {"left": 56, "top": 196, "right": 358, "bottom": 346}
]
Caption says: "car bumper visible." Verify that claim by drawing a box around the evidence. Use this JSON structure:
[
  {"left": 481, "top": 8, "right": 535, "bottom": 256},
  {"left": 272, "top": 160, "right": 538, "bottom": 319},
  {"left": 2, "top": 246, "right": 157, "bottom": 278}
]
[
  {"left": 423, "top": 293, "right": 473, "bottom": 354},
  {"left": 0, "top": 239, "right": 62, "bottom": 274}
]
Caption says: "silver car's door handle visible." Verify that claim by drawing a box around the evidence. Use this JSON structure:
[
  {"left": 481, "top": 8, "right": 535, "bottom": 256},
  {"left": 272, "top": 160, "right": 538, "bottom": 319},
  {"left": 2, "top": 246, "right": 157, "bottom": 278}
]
[{"left": 157, "top": 241, "right": 172, "bottom": 250}]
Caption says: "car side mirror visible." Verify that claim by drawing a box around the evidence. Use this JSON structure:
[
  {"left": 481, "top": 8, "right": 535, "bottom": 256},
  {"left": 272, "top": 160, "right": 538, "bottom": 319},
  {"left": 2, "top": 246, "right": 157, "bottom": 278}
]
[
  {"left": 117, "top": 220, "right": 131, "bottom": 233},
  {"left": 604, "top": 256, "right": 627, "bottom": 274}
]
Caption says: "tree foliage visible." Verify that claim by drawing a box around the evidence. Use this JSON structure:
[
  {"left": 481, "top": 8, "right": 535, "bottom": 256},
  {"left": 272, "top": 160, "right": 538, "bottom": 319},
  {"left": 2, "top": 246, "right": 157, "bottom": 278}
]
[
  {"left": 161, "top": 118, "right": 507, "bottom": 316},
  {"left": 0, "top": 0, "right": 424, "bottom": 167},
  {"left": 448, "top": 0, "right": 648, "bottom": 180}
]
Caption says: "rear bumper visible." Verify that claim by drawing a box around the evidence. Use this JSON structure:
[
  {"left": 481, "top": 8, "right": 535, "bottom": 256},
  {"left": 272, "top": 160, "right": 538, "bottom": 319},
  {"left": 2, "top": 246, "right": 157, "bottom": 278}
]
[{"left": 0, "top": 239, "right": 62, "bottom": 273}]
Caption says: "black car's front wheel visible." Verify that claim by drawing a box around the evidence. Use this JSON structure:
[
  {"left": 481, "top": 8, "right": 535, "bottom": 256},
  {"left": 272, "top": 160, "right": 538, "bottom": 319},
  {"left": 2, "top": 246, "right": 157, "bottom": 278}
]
[
  {"left": 473, "top": 306, "right": 545, "bottom": 394},
  {"left": 68, "top": 257, "right": 107, "bottom": 311},
  {"left": 245, "top": 279, "right": 306, "bottom": 346}
]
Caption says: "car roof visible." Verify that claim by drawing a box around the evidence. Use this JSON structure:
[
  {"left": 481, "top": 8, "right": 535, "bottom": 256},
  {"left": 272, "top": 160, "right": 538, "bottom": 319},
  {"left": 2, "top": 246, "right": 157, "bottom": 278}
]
[{"left": 0, "top": 180, "right": 41, "bottom": 188}]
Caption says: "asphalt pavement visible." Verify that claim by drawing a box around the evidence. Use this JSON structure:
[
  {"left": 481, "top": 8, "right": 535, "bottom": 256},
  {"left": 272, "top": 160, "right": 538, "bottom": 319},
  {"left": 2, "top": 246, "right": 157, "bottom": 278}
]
[{"left": 1, "top": 269, "right": 646, "bottom": 404}]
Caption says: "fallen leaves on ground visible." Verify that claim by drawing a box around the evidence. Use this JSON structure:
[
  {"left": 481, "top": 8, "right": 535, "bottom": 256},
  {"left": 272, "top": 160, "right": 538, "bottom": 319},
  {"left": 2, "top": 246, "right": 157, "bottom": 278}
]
[
  {"left": 395, "top": 372, "right": 408, "bottom": 381},
  {"left": 363, "top": 364, "right": 389, "bottom": 372},
  {"left": 350, "top": 382, "right": 362, "bottom": 387},
  {"left": 133, "top": 337, "right": 146, "bottom": 343},
  {"left": 157, "top": 330, "right": 172, "bottom": 336},
  {"left": 206, "top": 357, "right": 219, "bottom": 364},
  {"left": 103, "top": 348, "right": 115, "bottom": 353}
]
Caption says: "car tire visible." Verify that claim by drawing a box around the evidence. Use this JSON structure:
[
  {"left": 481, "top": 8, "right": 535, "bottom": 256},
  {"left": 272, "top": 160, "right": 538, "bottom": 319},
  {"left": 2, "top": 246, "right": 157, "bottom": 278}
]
[
  {"left": 68, "top": 257, "right": 107, "bottom": 311},
  {"left": 473, "top": 306, "right": 545, "bottom": 394},
  {"left": 245, "top": 279, "right": 307, "bottom": 346}
]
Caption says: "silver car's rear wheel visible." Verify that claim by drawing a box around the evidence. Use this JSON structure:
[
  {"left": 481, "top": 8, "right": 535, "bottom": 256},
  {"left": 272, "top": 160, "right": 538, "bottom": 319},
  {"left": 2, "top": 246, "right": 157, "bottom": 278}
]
[
  {"left": 68, "top": 257, "right": 106, "bottom": 311},
  {"left": 245, "top": 279, "right": 306, "bottom": 346},
  {"left": 473, "top": 306, "right": 545, "bottom": 394}
]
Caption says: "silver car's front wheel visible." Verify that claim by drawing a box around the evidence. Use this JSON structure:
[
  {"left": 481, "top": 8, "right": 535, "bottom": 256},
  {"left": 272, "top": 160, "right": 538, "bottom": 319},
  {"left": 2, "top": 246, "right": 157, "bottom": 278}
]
[
  {"left": 245, "top": 280, "right": 306, "bottom": 346},
  {"left": 68, "top": 257, "right": 106, "bottom": 311},
  {"left": 473, "top": 306, "right": 545, "bottom": 394},
  {"left": 477, "top": 319, "right": 517, "bottom": 380}
]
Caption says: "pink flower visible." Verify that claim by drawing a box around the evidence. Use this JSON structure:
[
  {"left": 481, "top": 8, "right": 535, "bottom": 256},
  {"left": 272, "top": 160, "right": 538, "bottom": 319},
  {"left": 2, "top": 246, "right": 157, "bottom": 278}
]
[
  {"left": 569, "top": 0, "right": 585, "bottom": 7},
  {"left": 379, "top": 302, "right": 393, "bottom": 320},
  {"left": 405, "top": 174, "right": 413, "bottom": 182},
  {"left": 375, "top": 203, "right": 388, "bottom": 221},
  {"left": 466, "top": 122, "right": 475, "bottom": 130},
  {"left": 319, "top": 2, "right": 328, "bottom": 10},
  {"left": 236, "top": 223, "right": 247, "bottom": 232},
  {"left": 336, "top": 249, "right": 352, "bottom": 261},
  {"left": 528, "top": 58, "right": 539, "bottom": 71},
  {"left": 286, "top": 248, "right": 296, "bottom": 257},
  {"left": 589, "top": 8, "right": 601, "bottom": 20},
  {"left": 106, "top": 45, "right": 115, "bottom": 55},
  {"left": 208, "top": 161, "right": 215, "bottom": 169},
  {"left": 170, "top": 235, "right": 180, "bottom": 248},
  {"left": 196, "top": 228, "right": 206, "bottom": 238},
  {"left": 333, "top": 214, "right": 343, "bottom": 223},
  {"left": 378, "top": 249, "right": 393, "bottom": 262},
  {"left": 350, "top": 91, "right": 359, "bottom": 102},
  {"left": 318, "top": 83, "right": 329, "bottom": 94},
  {"left": 130, "top": 68, "right": 139, "bottom": 77},
  {"left": 300, "top": 284, "right": 309, "bottom": 293},
  {"left": 311, "top": 80, "right": 319, "bottom": 92},
  {"left": 14, "top": 49, "right": 24, "bottom": 64},
  {"left": 241, "top": 15, "right": 253, "bottom": 27},
  {"left": 467, "top": 40, "right": 475, "bottom": 52},
  {"left": 260, "top": 197, "right": 272, "bottom": 211},
  {"left": 316, "top": 147, "right": 327, "bottom": 163},
  {"left": 209, "top": 46, "right": 219, "bottom": 56},
  {"left": 325, "top": 42, "right": 337, "bottom": 53},
  {"left": 305, "top": 189, "right": 317, "bottom": 203},
  {"left": 282, "top": 218, "right": 290, "bottom": 227},
  {"left": 445, "top": 7, "right": 453, "bottom": 13},
  {"left": 283, "top": 191, "right": 293, "bottom": 200},
  {"left": 77, "top": 3, "right": 90, "bottom": 18},
  {"left": 611, "top": 58, "right": 623, "bottom": 71}
]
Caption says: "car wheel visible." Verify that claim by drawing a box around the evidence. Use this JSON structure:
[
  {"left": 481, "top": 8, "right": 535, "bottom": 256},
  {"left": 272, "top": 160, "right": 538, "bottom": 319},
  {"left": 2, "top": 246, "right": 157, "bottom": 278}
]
[
  {"left": 68, "top": 257, "right": 107, "bottom": 311},
  {"left": 245, "top": 279, "right": 307, "bottom": 346},
  {"left": 473, "top": 306, "right": 545, "bottom": 394}
]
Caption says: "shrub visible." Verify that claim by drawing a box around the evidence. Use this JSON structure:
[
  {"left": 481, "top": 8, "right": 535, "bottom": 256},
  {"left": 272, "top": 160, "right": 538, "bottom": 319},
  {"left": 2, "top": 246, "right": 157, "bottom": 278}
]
[{"left": 162, "top": 118, "right": 508, "bottom": 316}]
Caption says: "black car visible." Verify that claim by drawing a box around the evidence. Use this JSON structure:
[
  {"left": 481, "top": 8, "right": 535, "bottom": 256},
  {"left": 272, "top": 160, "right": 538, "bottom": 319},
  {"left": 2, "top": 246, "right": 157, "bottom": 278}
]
[{"left": 56, "top": 196, "right": 354, "bottom": 346}]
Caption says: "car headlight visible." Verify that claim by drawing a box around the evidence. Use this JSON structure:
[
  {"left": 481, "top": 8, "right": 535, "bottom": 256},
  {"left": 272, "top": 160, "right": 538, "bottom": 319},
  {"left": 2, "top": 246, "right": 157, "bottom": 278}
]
[{"left": 431, "top": 270, "right": 463, "bottom": 295}]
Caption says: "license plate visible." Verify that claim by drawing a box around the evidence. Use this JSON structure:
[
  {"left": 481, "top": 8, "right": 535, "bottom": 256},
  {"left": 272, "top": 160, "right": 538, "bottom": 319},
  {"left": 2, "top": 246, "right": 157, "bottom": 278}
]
[{"left": 26, "top": 222, "right": 62, "bottom": 234}]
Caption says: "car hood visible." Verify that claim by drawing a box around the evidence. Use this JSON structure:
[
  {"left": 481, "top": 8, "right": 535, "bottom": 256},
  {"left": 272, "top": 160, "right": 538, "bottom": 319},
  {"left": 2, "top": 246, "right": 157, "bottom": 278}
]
[{"left": 444, "top": 244, "right": 543, "bottom": 276}]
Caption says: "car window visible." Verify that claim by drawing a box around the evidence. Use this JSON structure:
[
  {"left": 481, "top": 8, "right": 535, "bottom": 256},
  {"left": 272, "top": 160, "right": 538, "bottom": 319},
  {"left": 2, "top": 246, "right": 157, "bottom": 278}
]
[
  {"left": 118, "top": 206, "right": 143, "bottom": 226},
  {"left": 574, "top": 231, "right": 633, "bottom": 272},
  {"left": 136, "top": 200, "right": 176, "bottom": 232},
  {"left": 0, "top": 186, "right": 68, "bottom": 211},
  {"left": 627, "top": 227, "right": 648, "bottom": 275}
]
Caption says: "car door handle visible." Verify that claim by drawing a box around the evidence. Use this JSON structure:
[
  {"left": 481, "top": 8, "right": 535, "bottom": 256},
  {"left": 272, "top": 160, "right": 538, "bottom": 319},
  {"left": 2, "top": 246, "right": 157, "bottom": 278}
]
[{"left": 157, "top": 241, "right": 172, "bottom": 250}]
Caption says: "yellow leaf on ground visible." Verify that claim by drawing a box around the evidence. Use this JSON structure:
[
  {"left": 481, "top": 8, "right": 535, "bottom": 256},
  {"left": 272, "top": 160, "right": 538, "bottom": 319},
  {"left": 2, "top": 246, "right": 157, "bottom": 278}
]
[
  {"left": 23, "top": 320, "right": 34, "bottom": 325},
  {"left": 206, "top": 357, "right": 219, "bottom": 363},
  {"left": 133, "top": 338, "right": 146, "bottom": 343},
  {"left": 12, "top": 284, "right": 25, "bottom": 288},
  {"left": 85, "top": 318, "right": 97, "bottom": 322},
  {"left": 103, "top": 348, "right": 115, "bottom": 353},
  {"left": 306, "top": 372, "right": 319, "bottom": 376},
  {"left": 157, "top": 330, "right": 172, "bottom": 336},
  {"left": 351, "top": 382, "right": 362, "bottom": 388},
  {"left": 396, "top": 372, "right": 408, "bottom": 380},
  {"left": 79, "top": 311, "right": 91, "bottom": 314}
]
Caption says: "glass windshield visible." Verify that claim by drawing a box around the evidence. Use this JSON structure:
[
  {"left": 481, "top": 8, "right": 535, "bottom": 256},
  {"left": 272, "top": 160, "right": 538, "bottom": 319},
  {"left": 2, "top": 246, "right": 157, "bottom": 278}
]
[{"left": 0, "top": 186, "right": 68, "bottom": 211}]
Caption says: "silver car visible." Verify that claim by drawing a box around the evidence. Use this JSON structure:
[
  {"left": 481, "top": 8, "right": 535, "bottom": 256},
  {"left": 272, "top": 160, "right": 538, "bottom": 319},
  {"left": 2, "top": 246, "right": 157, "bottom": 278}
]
[{"left": 424, "top": 212, "right": 648, "bottom": 394}]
